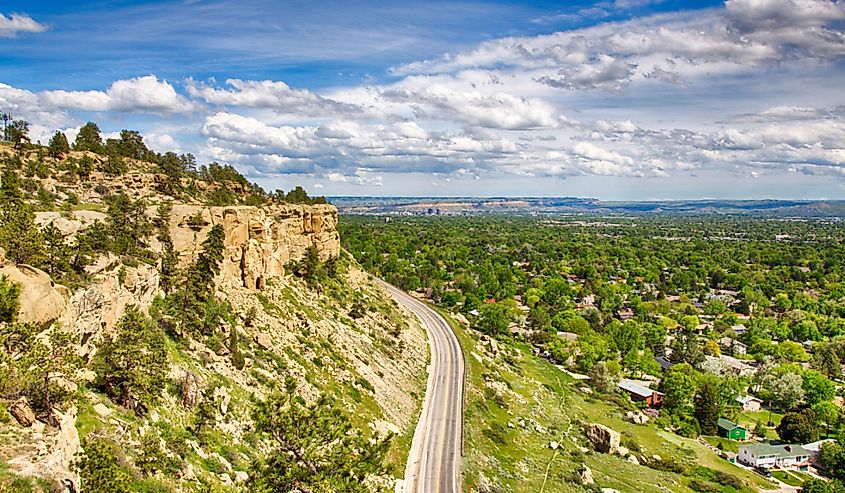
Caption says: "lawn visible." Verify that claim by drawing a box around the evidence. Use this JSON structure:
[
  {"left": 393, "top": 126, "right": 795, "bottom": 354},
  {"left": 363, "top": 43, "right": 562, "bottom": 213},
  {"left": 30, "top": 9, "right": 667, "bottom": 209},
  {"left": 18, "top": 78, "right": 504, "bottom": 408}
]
[
  {"left": 772, "top": 470, "right": 804, "bottom": 487},
  {"left": 704, "top": 436, "right": 740, "bottom": 453},
  {"left": 436, "top": 308, "right": 773, "bottom": 493},
  {"left": 735, "top": 410, "right": 783, "bottom": 440}
]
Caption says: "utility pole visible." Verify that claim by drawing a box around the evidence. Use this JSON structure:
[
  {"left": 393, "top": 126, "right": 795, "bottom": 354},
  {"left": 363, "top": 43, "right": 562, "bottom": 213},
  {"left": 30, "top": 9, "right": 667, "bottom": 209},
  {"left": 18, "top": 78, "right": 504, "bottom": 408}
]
[{"left": 1, "top": 113, "right": 11, "bottom": 142}]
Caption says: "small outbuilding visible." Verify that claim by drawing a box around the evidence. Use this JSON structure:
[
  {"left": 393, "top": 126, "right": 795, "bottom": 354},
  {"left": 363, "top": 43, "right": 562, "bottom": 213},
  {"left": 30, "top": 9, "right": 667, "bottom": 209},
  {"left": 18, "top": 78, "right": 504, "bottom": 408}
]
[
  {"left": 618, "top": 379, "right": 664, "bottom": 408},
  {"left": 717, "top": 418, "right": 747, "bottom": 441},
  {"left": 736, "top": 395, "right": 763, "bottom": 412}
]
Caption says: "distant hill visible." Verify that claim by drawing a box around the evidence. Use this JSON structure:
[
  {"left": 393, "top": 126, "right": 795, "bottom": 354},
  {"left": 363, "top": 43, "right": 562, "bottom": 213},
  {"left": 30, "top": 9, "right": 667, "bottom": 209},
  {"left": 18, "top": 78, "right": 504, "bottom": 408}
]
[{"left": 330, "top": 196, "right": 845, "bottom": 217}]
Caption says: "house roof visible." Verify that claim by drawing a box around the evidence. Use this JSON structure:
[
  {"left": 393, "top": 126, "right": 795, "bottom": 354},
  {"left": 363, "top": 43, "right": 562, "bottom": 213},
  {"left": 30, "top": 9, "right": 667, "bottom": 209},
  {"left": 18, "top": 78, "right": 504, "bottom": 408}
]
[
  {"left": 801, "top": 439, "right": 835, "bottom": 454},
  {"left": 654, "top": 355, "right": 673, "bottom": 370},
  {"left": 736, "top": 395, "right": 762, "bottom": 405},
  {"left": 618, "top": 379, "right": 662, "bottom": 398},
  {"left": 717, "top": 418, "right": 744, "bottom": 432},
  {"left": 740, "top": 443, "right": 808, "bottom": 459}
]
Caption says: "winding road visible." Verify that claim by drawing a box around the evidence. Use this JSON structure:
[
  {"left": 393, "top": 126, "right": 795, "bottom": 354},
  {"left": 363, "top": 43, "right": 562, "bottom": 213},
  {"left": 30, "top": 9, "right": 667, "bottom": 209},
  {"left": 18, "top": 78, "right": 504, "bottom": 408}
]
[{"left": 378, "top": 280, "right": 464, "bottom": 493}]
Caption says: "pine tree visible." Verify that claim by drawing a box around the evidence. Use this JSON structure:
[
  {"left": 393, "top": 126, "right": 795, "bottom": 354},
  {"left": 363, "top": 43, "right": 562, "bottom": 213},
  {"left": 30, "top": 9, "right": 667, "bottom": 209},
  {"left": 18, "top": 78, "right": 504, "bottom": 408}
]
[
  {"left": 73, "top": 122, "right": 103, "bottom": 152},
  {"left": 74, "top": 438, "right": 133, "bottom": 493},
  {"left": 92, "top": 306, "right": 168, "bottom": 411},
  {"left": 154, "top": 204, "right": 179, "bottom": 294},
  {"left": 6, "top": 120, "right": 30, "bottom": 151},
  {"left": 694, "top": 382, "right": 720, "bottom": 436},
  {"left": 47, "top": 131, "right": 70, "bottom": 158},
  {"left": 249, "top": 379, "right": 391, "bottom": 493},
  {"left": 0, "top": 170, "right": 45, "bottom": 265}
]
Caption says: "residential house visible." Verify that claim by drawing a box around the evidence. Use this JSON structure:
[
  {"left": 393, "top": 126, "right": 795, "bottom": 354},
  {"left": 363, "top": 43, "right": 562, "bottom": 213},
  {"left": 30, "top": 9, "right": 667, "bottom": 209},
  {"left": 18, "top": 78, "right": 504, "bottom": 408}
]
[
  {"left": 718, "top": 337, "right": 748, "bottom": 355},
  {"left": 703, "top": 355, "right": 757, "bottom": 377},
  {"left": 617, "top": 379, "right": 664, "bottom": 407},
  {"left": 735, "top": 395, "right": 763, "bottom": 412},
  {"left": 731, "top": 324, "right": 748, "bottom": 335},
  {"left": 617, "top": 307, "right": 635, "bottom": 320},
  {"left": 717, "top": 418, "right": 747, "bottom": 440},
  {"left": 654, "top": 355, "right": 673, "bottom": 371},
  {"left": 802, "top": 439, "right": 836, "bottom": 464},
  {"left": 738, "top": 443, "right": 810, "bottom": 470}
]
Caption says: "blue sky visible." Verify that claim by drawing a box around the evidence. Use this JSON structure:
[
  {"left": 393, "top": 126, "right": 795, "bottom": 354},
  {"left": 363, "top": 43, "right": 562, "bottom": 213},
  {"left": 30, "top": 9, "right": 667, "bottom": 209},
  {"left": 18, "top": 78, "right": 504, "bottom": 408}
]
[{"left": 1, "top": 0, "right": 844, "bottom": 199}]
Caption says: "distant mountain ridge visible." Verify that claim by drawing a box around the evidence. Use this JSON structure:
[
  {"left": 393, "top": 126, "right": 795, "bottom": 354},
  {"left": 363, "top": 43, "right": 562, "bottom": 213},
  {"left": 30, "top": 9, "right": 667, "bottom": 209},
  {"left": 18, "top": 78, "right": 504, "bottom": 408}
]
[{"left": 330, "top": 196, "right": 845, "bottom": 217}]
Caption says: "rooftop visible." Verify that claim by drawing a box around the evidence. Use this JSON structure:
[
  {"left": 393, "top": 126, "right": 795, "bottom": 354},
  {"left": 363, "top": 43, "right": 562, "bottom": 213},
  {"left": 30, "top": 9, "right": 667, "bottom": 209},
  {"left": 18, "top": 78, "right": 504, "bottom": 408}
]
[
  {"left": 618, "top": 379, "right": 662, "bottom": 398},
  {"left": 717, "top": 418, "right": 744, "bottom": 431},
  {"left": 740, "top": 443, "right": 809, "bottom": 459}
]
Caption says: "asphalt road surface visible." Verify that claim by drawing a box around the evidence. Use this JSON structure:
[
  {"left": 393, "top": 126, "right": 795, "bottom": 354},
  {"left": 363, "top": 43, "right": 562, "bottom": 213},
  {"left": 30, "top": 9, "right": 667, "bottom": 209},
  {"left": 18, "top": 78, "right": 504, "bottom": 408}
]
[{"left": 378, "top": 280, "right": 464, "bottom": 493}]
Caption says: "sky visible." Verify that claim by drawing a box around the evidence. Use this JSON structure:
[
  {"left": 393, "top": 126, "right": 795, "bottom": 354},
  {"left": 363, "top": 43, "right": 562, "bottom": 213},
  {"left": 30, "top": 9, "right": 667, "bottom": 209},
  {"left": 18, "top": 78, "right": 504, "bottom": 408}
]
[{"left": 1, "top": 0, "right": 845, "bottom": 200}]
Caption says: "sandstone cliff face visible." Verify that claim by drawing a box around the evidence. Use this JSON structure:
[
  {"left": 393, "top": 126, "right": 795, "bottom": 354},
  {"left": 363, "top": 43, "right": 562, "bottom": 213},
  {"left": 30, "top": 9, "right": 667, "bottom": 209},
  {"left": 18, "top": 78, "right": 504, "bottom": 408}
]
[
  {"left": 165, "top": 203, "right": 340, "bottom": 290},
  {"left": 0, "top": 259, "right": 70, "bottom": 328}
]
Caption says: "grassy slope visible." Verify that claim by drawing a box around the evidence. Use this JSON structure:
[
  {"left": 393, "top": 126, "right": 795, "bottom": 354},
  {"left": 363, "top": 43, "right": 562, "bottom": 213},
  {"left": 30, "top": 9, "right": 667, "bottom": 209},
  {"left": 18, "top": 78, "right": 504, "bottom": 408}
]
[
  {"left": 432, "top": 308, "right": 774, "bottom": 493},
  {"left": 65, "top": 263, "right": 426, "bottom": 492}
]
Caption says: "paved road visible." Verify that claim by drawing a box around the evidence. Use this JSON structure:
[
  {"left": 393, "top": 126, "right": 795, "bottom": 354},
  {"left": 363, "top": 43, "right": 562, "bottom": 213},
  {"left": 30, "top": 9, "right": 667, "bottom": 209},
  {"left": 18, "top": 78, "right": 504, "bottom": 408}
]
[{"left": 378, "top": 280, "right": 464, "bottom": 493}]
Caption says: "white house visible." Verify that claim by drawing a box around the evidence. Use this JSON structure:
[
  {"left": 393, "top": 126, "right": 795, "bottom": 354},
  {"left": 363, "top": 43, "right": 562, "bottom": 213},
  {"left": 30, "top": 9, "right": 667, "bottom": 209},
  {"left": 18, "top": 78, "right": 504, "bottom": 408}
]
[
  {"left": 738, "top": 443, "right": 810, "bottom": 470},
  {"left": 718, "top": 337, "right": 748, "bottom": 355},
  {"left": 735, "top": 395, "right": 763, "bottom": 412}
]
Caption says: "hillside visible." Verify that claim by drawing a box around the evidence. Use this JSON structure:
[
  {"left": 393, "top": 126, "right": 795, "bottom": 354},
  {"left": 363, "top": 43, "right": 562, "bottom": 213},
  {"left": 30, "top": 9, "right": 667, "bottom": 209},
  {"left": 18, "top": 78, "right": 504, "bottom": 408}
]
[{"left": 0, "top": 140, "right": 428, "bottom": 492}]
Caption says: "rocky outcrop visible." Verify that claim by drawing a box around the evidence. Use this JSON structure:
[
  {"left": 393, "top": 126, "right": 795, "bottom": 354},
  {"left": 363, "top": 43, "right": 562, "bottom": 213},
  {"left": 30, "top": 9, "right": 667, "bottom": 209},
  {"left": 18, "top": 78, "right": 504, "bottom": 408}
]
[
  {"left": 9, "top": 398, "right": 35, "bottom": 427},
  {"left": 0, "top": 259, "right": 70, "bottom": 328},
  {"left": 586, "top": 423, "right": 621, "bottom": 454},
  {"left": 60, "top": 261, "right": 160, "bottom": 358},
  {"left": 166, "top": 204, "right": 340, "bottom": 290}
]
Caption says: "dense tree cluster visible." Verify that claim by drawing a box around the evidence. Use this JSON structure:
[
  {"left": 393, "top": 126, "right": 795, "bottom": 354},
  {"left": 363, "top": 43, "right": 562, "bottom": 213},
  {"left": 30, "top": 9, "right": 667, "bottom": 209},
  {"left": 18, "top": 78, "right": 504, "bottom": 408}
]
[{"left": 343, "top": 215, "right": 845, "bottom": 440}]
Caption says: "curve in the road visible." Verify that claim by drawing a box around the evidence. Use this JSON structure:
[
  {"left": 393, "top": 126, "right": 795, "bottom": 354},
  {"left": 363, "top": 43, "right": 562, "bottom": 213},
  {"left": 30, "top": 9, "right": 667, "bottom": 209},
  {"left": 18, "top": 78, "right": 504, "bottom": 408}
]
[{"left": 378, "top": 280, "right": 464, "bottom": 493}]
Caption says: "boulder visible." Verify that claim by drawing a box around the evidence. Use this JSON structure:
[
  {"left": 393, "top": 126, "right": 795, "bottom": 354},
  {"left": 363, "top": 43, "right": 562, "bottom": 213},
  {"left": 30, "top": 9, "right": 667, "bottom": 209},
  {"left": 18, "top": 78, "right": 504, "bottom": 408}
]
[
  {"left": 580, "top": 465, "right": 594, "bottom": 486},
  {"left": 586, "top": 423, "right": 621, "bottom": 455},
  {"left": 0, "top": 263, "right": 70, "bottom": 328},
  {"left": 601, "top": 489, "right": 621, "bottom": 493},
  {"left": 549, "top": 441, "right": 560, "bottom": 450},
  {"left": 617, "top": 446, "right": 629, "bottom": 457},
  {"left": 9, "top": 397, "right": 35, "bottom": 427},
  {"left": 624, "top": 410, "right": 649, "bottom": 424},
  {"left": 253, "top": 333, "right": 272, "bottom": 349},
  {"left": 93, "top": 403, "right": 112, "bottom": 419},
  {"left": 627, "top": 455, "right": 640, "bottom": 465}
]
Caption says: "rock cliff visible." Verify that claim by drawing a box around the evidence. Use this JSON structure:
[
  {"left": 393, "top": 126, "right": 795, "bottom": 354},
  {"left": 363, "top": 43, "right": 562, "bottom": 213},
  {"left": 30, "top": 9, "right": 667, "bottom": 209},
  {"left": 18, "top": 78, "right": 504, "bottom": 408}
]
[{"left": 165, "top": 203, "right": 340, "bottom": 290}]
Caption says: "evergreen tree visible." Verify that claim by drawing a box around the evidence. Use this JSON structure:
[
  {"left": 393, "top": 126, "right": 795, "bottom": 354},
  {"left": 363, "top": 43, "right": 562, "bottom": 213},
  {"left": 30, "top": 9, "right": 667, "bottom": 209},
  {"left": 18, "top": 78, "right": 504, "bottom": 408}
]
[
  {"left": 6, "top": 119, "right": 30, "bottom": 151},
  {"left": 47, "top": 131, "right": 70, "bottom": 158},
  {"left": 41, "top": 222, "right": 71, "bottom": 280},
  {"left": 694, "top": 382, "right": 720, "bottom": 435},
  {"left": 0, "top": 275, "right": 21, "bottom": 324},
  {"left": 74, "top": 438, "right": 133, "bottom": 493},
  {"left": 0, "top": 170, "right": 45, "bottom": 265},
  {"left": 249, "top": 379, "right": 391, "bottom": 493},
  {"left": 73, "top": 122, "right": 103, "bottom": 152},
  {"left": 92, "top": 306, "right": 168, "bottom": 411},
  {"left": 154, "top": 204, "right": 179, "bottom": 294}
]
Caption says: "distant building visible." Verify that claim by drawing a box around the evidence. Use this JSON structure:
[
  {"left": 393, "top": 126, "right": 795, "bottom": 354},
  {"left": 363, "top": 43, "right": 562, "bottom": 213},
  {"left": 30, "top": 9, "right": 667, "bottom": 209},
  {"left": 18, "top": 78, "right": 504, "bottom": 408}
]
[
  {"left": 718, "top": 337, "right": 748, "bottom": 355},
  {"left": 617, "top": 307, "right": 635, "bottom": 320},
  {"left": 703, "top": 355, "right": 757, "bottom": 377},
  {"left": 654, "top": 355, "right": 673, "bottom": 371},
  {"left": 738, "top": 443, "right": 811, "bottom": 470},
  {"left": 717, "top": 418, "right": 747, "bottom": 440},
  {"left": 735, "top": 395, "right": 763, "bottom": 412},
  {"left": 617, "top": 379, "right": 664, "bottom": 407}
]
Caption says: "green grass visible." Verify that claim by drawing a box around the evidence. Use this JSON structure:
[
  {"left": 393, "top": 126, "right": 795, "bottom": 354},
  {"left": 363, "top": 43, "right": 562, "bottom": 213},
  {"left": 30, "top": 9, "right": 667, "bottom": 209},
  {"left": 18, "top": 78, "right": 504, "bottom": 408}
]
[
  {"left": 704, "top": 436, "right": 740, "bottom": 453},
  {"left": 432, "top": 308, "right": 771, "bottom": 493},
  {"left": 0, "top": 462, "right": 56, "bottom": 493},
  {"left": 772, "top": 470, "right": 804, "bottom": 487}
]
